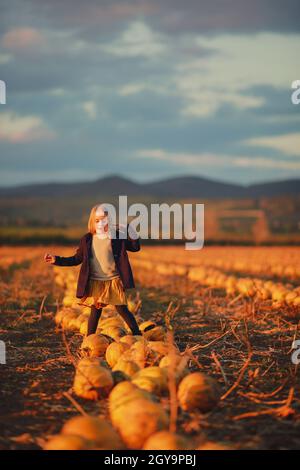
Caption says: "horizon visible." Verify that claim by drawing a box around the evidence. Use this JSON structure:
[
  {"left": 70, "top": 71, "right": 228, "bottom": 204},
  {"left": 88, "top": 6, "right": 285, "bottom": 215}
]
[{"left": 0, "top": 172, "right": 300, "bottom": 190}]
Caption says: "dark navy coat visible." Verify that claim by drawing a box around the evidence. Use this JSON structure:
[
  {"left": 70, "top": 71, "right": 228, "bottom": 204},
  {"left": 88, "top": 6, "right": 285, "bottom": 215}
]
[{"left": 53, "top": 226, "right": 140, "bottom": 298}]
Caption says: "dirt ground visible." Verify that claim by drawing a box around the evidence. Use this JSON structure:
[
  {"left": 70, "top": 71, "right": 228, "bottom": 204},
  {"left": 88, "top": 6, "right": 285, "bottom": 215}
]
[{"left": 0, "top": 247, "right": 299, "bottom": 450}]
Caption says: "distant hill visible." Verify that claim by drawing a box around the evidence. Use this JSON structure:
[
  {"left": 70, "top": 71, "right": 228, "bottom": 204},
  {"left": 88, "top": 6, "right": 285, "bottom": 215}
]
[
  {"left": 142, "top": 176, "right": 243, "bottom": 199},
  {"left": 0, "top": 175, "right": 147, "bottom": 198},
  {"left": 246, "top": 179, "right": 300, "bottom": 198},
  {"left": 0, "top": 174, "right": 299, "bottom": 199}
]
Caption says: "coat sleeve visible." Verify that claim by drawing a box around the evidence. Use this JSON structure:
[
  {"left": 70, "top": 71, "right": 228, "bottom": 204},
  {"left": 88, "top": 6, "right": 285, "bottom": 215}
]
[
  {"left": 125, "top": 224, "right": 141, "bottom": 252},
  {"left": 53, "top": 237, "right": 84, "bottom": 266}
]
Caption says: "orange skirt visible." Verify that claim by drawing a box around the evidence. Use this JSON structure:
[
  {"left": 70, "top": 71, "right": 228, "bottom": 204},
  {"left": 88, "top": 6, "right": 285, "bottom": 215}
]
[{"left": 77, "top": 276, "right": 128, "bottom": 309}]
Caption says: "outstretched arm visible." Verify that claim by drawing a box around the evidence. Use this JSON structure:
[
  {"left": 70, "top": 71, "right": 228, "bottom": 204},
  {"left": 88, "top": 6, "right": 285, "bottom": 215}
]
[
  {"left": 125, "top": 224, "right": 140, "bottom": 252},
  {"left": 52, "top": 237, "right": 84, "bottom": 266}
]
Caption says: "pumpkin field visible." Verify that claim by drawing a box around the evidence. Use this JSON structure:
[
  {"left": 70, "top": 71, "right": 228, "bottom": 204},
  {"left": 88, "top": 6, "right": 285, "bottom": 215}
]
[{"left": 0, "top": 245, "right": 299, "bottom": 450}]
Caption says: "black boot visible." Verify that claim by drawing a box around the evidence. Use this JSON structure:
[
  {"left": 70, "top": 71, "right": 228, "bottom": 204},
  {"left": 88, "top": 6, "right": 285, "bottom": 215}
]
[
  {"left": 87, "top": 305, "right": 102, "bottom": 335},
  {"left": 115, "top": 305, "right": 142, "bottom": 335}
]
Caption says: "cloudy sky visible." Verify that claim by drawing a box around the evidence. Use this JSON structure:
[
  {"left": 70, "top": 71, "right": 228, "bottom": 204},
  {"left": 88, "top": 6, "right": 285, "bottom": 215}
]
[{"left": 0, "top": 0, "right": 300, "bottom": 187}]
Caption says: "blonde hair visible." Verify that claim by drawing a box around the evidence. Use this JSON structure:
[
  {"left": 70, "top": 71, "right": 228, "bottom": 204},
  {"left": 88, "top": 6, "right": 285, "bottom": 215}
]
[{"left": 87, "top": 204, "right": 108, "bottom": 234}]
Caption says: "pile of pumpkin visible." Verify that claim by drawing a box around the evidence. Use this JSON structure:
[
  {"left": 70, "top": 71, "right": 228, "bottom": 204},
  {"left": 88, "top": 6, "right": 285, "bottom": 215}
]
[
  {"left": 131, "top": 258, "right": 300, "bottom": 308},
  {"left": 44, "top": 268, "right": 224, "bottom": 450},
  {"left": 188, "top": 267, "right": 300, "bottom": 307},
  {"left": 135, "top": 247, "right": 300, "bottom": 282}
]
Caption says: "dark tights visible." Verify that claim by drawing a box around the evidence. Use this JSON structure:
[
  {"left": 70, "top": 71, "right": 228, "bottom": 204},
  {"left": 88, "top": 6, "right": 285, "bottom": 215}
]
[{"left": 87, "top": 304, "right": 142, "bottom": 336}]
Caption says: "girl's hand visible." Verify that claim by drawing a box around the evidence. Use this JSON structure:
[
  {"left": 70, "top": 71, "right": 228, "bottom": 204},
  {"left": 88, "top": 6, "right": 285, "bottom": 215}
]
[{"left": 44, "top": 253, "right": 56, "bottom": 264}]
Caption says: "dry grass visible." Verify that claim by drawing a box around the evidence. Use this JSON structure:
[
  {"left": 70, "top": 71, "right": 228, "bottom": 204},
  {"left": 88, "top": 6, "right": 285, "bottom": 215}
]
[{"left": 0, "top": 245, "right": 299, "bottom": 449}]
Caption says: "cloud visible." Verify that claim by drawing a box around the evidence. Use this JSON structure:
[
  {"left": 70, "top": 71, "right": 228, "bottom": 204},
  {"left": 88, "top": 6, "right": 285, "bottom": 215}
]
[
  {"left": 11, "top": 0, "right": 157, "bottom": 33},
  {"left": 100, "top": 20, "right": 168, "bottom": 58},
  {"left": 180, "top": 90, "right": 265, "bottom": 117},
  {"left": 0, "top": 53, "right": 13, "bottom": 64},
  {"left": 118, "top": 82, "right": 167, "bottom": 96},
  {"left": 48, "top": 88, "right": 66, "bottom": 96},
  {"left": 1, "top": 3, "right": 300, "bottom": 186},
  {"left": 2, "top": 27, "right": 45, "bottom": 50},
  {"left": 118, "top": 83, "right": 147, "bottom": 96},
  {"left": 235, "top": 156, "right": 300, "bottom": 169},
  {"left": 243, "top": 132, "right": 300, "bottom": 157},
  {"left": 82, "top": 101, "right": 97, "bottom": 120},
  {"left": 5, "top": 0, "right": 299, "bottom": 37},
  {"left": 173, "top": 32, "right": 300, "bottom": 117},
  {"left": 0, "top": 111, "right": 56, "bottom": 143},
  {"left": 137, "top": 148, "right": 300, "bottom": 170},
  {"left": 153, "top": 0, "right": 300, "bottom": 34}
]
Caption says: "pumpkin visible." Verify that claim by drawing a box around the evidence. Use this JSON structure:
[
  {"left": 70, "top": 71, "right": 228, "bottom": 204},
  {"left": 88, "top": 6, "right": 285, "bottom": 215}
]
[
  {"left": 131, "top": 376, "right": 160, "bottom": 395},
  {"left": 159, "top": 354, "right": 189, "bottom": 382},
  {"left": 54, "top": 309, "right": 65, "bottom": 325},
  {"left": 61, "top": 311, "right": 78, "bottom": 329},
  {"left": 54, "top": 274, "right": 65, "bottom": 287},
  {"left": 101, "top": 326, "right": 127, "bottom": 341},
  {"left": 61, "top": 416, "right": 124, "bottom": 449},
  {"left": 236, "top": 279, "right": 256, "bottom": 297},
  {"left": 73, "top": 313, "right": 89, "bottom": 330},
  {"left": 188, "top": 267, "right": 206, "bottom": 282},
  {"left": 80, "top": 320, "right": 88, "bottom": 336},
  {"left": 80, "top": 334, "right": 110, "bottom": 358},
  {"left": 63, "top": 296, "right": 75, "bottom": 307},
  {"left": 143, "top": 326, "right": 166, "bottom": 341},
  {"left": 148, "top": 341, "right": 181, "bottom": 364},
  {"left": 66, "top": 279, "right": 77, "bottom": 291},
  {"left": 119, "top": 335, "right": 140, "bottom": 347},
  {"left": 293, "top": 296, "right": 300, "bottom": 306},
  {"left": 120, "top": 341, "right": 165, "bottom": 367},
  {"left": 197, "top": 440, "right": 233, "bottom": 450},
  {"left": 177, "top": 372, "right": 220, "bottom": 412},
  {"left": 118, "top": 340, "right": 151, "bottom": 369},
  {"left": 105, "top": 342, "right": 130, "bottom": 368},
  {"left": 159, "top": 353, "right": 184, "bottom": 369},
  {"left": 132, "top": 367, "right": 168, "bottom": 395},
  {"left": 67, "top": 316, "right": 81, "bottom": 331},
  {"left": 272, "top": 289, "right": 287, "bottom": 302},
  {"left": 256, "top": 288, "right": 271, "bottom": 300},
  {"left": 112, "top": 358, "right": 140, "bottom": 377},
  {"left": 76, "top": 356, "right": 108, "bottom": 371},
  {"left": 127, "top": 299, "right": 137, "bottom": 313},
  {"left": 109, "top": 381, "right": 156, "bottom": 413},
  {"left": 139, "top": 321, "right": 156, "bottom": 332},
  {"left": 77, "top": 313, "right": 90, "bottom": 324},
  {"left": 148, "top": 341, "right": 170, "bottom": 357},
  {"left": 99, "top": 317, "right": 125, "bottom": 330},
  {"left": 143, "top": 431, "right": 192, "bottom": 450},
  {"left": 285, "top": 291, "right": 298, "bottom": 304},
  {"left": 112, "top": 398, "right": 169, "bottom": 449},
  {"left": 226, "top": 286, "right": 236, "bottom": 296},
  {"left": 43, "top": 434, "right": 90, "bottom": 450},
  {"left": 73, "top": 358, "right": 114, "bottom": 400},
  {"left": 82, "top": 306, "right": 92, "bottom": 315}
]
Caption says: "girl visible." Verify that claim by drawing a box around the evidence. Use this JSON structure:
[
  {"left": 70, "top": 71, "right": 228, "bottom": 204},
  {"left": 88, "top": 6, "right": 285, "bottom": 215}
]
[{"left": 44, "top": 204, "right": 142, "bottom": 336}]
